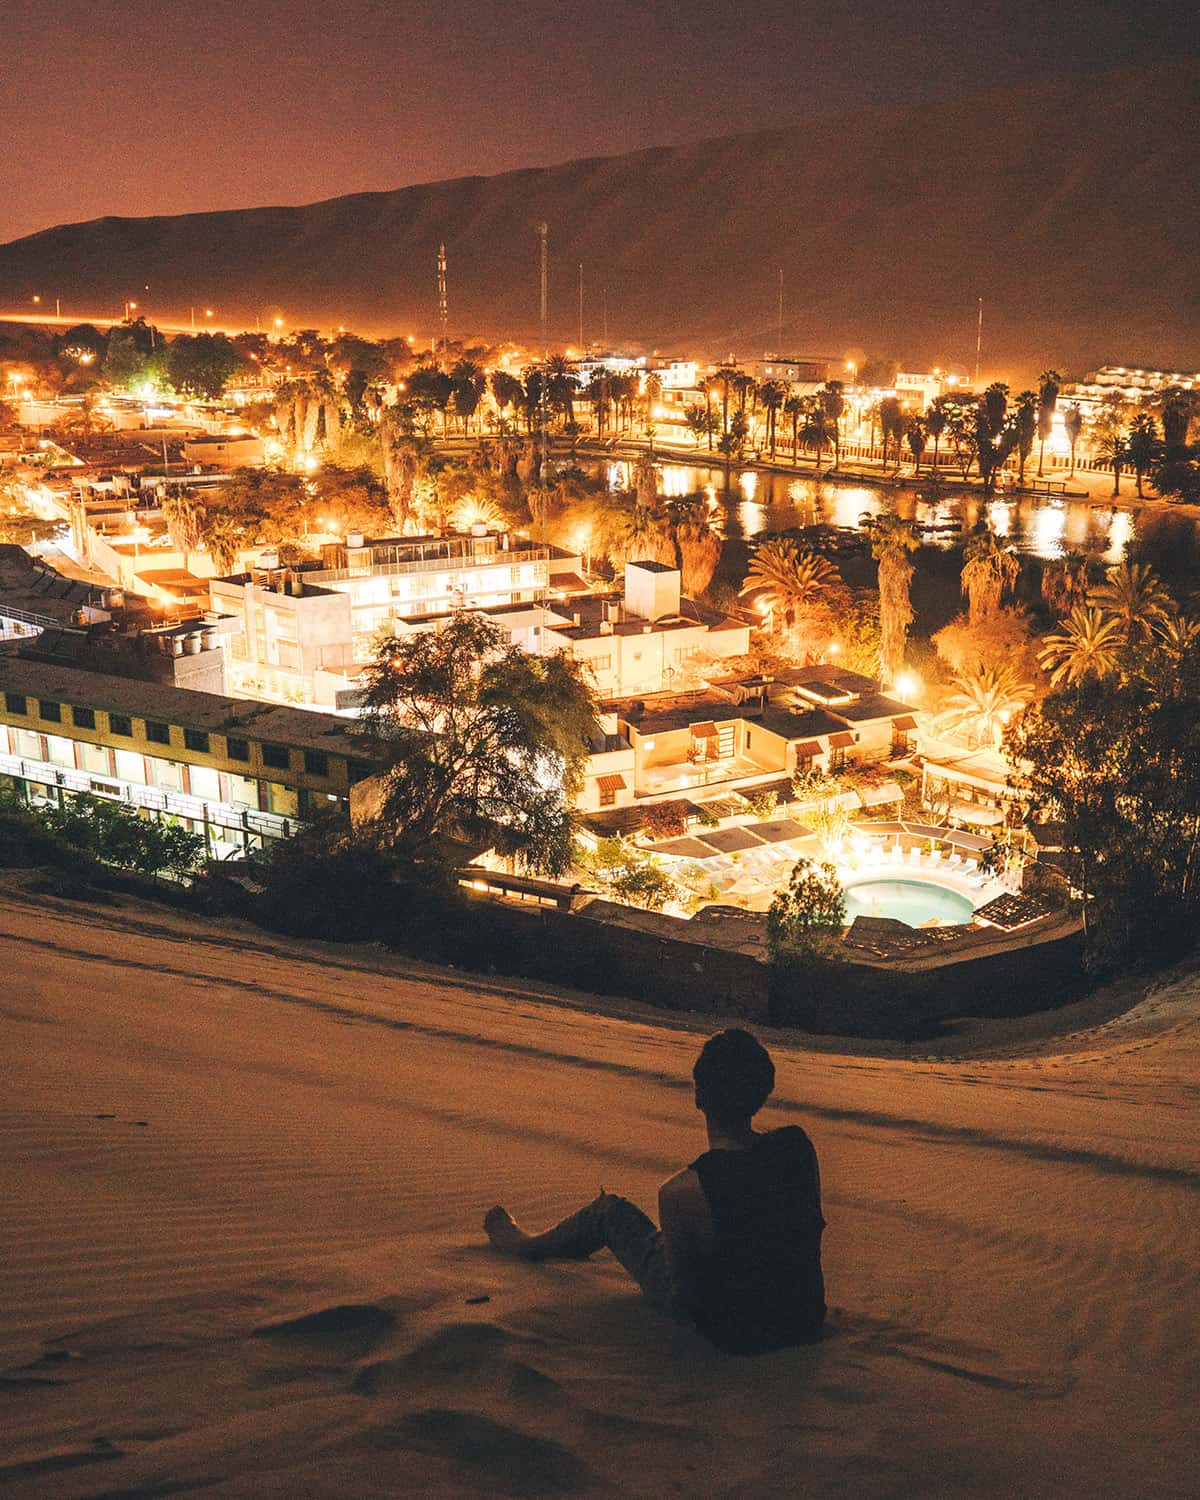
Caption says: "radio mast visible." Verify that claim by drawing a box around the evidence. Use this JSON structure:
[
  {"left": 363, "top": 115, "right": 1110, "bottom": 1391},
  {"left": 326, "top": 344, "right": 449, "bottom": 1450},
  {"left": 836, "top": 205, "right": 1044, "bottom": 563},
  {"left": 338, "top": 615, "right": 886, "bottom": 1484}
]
[{"left": 437, "top": 243, "right": 448, "bottom": 362}]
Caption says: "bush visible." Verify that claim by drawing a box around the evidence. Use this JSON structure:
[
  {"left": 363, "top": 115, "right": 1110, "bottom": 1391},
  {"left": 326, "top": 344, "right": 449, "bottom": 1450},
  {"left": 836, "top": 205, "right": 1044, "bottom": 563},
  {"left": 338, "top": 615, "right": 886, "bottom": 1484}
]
[
  {"left": 608, "top": 861, "right": 675, "bottom": 911},
  {"left": 747, "top": 789, "right": 778, "bottom": 820},
  {"left": 767, "top": 859, "right": 846, "bottom": 962},
  {"left": 641, "top": 801, "right": 689, "bottom": 840}
]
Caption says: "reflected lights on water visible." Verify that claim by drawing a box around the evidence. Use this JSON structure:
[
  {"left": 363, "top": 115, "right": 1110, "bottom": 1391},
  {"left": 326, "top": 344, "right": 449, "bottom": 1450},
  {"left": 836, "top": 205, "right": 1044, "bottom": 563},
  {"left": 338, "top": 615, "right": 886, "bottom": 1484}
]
[
  {"left": 1103, "top": 509, "right": 1134, "bottom": 563},
  {"left": 1029, "top": 504, "right": 1066, "bottom": 559}
]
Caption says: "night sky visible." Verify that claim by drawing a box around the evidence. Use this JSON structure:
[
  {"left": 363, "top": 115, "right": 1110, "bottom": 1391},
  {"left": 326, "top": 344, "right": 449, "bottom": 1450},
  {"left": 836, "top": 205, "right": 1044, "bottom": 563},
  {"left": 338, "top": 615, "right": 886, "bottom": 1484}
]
[{"left": 2, "top": 0, "right": 1195, "bottom": 246}]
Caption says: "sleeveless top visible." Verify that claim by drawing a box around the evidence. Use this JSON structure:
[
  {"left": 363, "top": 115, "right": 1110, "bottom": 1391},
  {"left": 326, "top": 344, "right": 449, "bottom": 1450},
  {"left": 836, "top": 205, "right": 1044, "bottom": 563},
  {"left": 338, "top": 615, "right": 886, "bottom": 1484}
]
[{"left": 688, "top": 1125, "right": 826, "bottom": 1355}]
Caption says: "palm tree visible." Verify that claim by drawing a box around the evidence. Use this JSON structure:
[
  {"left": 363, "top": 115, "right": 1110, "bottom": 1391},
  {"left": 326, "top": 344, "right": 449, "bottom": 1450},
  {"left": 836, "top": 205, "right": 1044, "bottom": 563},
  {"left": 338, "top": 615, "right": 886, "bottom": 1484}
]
[
  {"left": 586, "top": 370, "right": 612, "bottom": 437},
  {"left": 668, "top": 497, "right": 722, "bottom": 597},
  {"left": 784, "top": 395, "right": 803, "bottom": 462},
  {"left": 1036, "top": 370, "right": 1062, "bottom": 476},
  {"left": 161, "top": 490, "right": 204, "bottom": 571},
  {"left": 1040, "top": 551, "right": 1090, "bottom": 618},
  {"left": 1153, "top": 612, "right": 1200, "bottom": 661},
  {"left": 1089, "top": 560, "right": 1171, "bottom": 645},
  {"left": 1014, "top": 390, "right": 1037, "bottom": 488},
  {"left": 961, "top": 529, "right": 1020, "bottom": 622},
  {"left": 800, "top": 402, "right": 832, "bottom": 472},
  {"left": 759, "top": 381, "right": 787, "bottom": 458},
  {"left": 871, "top": 515, "right": 918, "bottom": 687},
  {"left": 925, "top": 400, "right": 948, "bottom": 474},
  {"left": 1037, "top": 606, "right": 1125, "bottom": 687},
  {"left": 878, "top": 396, "right": 903, "bottom": 465},
  {"left": 739, "top": 538, "right": 840, "bottom": 630},
  {"left": 489, "top": 371, "right": 524, "bottom": 430},
  {"left": 202, "top": 511, "right": 242, "bottom": 575},
  {"left": 905, "top": 418, "right": 926, "bottom": 475},
  {"left": 1124, "top": 414, "right": 1160, "bottom": 499},
  {"left": 1095, "top": 431, "right": 1128, "bottom": 496},
  {"left": 1062, "top": 405, "right": 1083, "bottom": 478},
  {"left": 940, "top": 663, "right": 1033, "bottom": 749},
  {"left": 819, "top": 381, "right": 845, "bottom": 469}
]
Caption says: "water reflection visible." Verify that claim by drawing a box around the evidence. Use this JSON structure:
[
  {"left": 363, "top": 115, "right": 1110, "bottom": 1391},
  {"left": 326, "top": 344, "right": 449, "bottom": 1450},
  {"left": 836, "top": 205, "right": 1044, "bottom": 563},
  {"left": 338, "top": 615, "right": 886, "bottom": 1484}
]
[
  {"left": 1029, "top": 505, "right": 1066, "bottom": 560},
  {"left": 583, "top": 457, "right": 1166, "bottom": 560}
]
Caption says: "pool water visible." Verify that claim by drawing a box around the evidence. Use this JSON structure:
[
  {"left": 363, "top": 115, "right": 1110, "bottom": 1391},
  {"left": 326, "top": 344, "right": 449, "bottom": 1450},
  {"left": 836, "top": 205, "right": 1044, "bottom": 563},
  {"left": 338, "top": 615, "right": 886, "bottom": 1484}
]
[{"left": 843, "top": 879, "right": 976, "bottom": 928}]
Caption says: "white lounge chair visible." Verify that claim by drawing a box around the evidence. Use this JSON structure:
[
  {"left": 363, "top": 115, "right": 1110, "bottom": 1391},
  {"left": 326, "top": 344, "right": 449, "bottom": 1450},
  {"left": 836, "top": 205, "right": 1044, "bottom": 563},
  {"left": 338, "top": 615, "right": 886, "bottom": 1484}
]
[{"left": 946, "top": 852, "right": 964, "bottom": 870}]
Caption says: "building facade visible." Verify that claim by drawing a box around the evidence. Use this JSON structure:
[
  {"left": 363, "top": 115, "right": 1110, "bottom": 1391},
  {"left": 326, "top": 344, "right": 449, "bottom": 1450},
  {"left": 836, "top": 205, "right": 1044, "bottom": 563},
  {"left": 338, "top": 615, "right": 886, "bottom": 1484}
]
[{"left": 0, "top": 658, "right": 375, "bottom": 858}]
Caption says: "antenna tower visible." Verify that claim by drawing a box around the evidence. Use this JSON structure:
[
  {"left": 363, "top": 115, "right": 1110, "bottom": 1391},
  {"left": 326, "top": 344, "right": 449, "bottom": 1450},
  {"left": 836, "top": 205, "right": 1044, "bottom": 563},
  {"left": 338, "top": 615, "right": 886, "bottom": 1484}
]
[
  {"left": 437, "top": 243, "right": 448, "bottom": 362},
  {"left": 537, "top": 222, "right": 549, "bottom": 482}
]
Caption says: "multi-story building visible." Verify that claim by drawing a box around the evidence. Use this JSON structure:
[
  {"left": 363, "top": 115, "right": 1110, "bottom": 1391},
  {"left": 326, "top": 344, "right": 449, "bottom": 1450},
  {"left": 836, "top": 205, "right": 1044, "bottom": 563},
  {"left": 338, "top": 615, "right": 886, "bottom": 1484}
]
[
  {"left": 209, "top": 569, "right": 357, "bottom": 708},
  {"left": 0, "top": 657, "right": 376, "bottom": 858},
  {"left": 498, "top": 562, "right": 751, "bottom": 700},
  {"left": 305, "top": 528, "right": 554, "bottom": 656},
  {"left": 577, "top": 666, "right": 918, "bottom": 816}
]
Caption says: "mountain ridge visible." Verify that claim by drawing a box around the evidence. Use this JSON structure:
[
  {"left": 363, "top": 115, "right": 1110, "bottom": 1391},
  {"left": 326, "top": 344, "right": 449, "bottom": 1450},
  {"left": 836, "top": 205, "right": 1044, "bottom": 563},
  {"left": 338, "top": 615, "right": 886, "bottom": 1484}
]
[{"left": 1, "top": 61, "right": 1196, "bottom": 379}]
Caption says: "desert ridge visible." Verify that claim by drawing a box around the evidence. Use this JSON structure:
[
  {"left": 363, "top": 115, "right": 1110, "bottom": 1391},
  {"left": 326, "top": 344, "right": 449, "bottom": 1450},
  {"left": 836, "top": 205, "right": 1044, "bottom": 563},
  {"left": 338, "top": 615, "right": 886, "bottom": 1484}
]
[{"left": 0, "top": 880, "right": 1198, "bottom": 1497}]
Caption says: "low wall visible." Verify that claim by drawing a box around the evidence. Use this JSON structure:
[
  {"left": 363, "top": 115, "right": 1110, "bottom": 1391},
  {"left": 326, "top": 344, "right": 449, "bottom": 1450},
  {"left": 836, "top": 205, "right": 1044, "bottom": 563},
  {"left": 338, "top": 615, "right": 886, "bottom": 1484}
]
[{"left": 770, "top": 925, "right": 1088, "bottom": 1038}]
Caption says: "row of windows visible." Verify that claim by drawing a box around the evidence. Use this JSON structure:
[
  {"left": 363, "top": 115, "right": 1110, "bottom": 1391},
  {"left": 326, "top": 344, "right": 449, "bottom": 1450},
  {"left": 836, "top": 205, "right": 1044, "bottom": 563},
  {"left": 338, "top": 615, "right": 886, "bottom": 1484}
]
[{"left": 2, "top": 694, "right": 329, "bottom": 777}]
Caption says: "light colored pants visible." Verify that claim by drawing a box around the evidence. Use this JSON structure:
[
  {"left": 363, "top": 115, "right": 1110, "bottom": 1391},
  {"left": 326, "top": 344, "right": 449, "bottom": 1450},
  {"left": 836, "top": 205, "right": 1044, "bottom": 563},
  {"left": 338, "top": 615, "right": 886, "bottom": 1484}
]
[{"left": 535, "top": 1191, "right": 680, "bottom": 1316}]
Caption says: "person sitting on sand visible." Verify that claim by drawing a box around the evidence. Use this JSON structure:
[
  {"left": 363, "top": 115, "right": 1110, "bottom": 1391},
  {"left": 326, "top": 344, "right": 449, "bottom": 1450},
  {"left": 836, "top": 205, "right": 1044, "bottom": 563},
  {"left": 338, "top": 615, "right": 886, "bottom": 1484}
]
[{"left": 485, "top": 1028, "right": 825, "bottom": 1354}]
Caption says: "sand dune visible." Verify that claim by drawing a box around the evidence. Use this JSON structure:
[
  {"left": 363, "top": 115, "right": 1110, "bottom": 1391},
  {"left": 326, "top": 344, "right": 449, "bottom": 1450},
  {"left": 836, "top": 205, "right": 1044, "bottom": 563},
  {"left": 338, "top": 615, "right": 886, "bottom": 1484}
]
[
  {"left": 1, "top": 879, "right": 1198, "bottom": 1497},
  {"left": 1, "top": 63, "right": 1197, "bottom": 376}
]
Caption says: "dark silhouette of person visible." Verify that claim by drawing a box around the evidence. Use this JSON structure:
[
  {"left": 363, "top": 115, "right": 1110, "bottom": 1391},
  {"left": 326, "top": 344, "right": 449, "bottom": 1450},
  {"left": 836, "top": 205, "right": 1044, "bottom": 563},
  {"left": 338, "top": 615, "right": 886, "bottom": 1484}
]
[{"left": 485, "top": 1028, "right": 825, "bottom": 1354}]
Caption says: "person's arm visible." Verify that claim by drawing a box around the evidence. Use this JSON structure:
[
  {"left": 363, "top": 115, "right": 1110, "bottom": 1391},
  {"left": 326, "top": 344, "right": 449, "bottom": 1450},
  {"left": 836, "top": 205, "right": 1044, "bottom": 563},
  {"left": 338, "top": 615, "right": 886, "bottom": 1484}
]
[{"left": 658, "top": 1168, "right": 712, "bottom": 1313}]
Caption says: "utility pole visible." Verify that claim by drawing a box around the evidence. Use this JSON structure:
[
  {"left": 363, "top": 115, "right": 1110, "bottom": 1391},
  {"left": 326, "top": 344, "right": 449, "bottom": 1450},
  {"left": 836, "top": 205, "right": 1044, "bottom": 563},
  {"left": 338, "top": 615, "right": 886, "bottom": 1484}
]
[
  {"left": 777, "top": 268, "right": 784, "bottom": 353},
  {"left": 578, "top": 262, "right": 584, "bottom": 351},
  {"left": 974, "top": 297, "right": 983, "bottom": 388},
  {"left": 537, "top": 222, "right": 548, "bottom": 483},
  {"left": 437, "top": 243, "right": 448, "bottom": 364}
]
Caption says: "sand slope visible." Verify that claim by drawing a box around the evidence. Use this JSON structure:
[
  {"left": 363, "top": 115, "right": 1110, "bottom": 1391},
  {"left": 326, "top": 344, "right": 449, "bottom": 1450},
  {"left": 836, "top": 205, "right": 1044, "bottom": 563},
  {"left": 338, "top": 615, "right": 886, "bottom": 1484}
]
[
  {"left": 0, "top": 883, "right": 1198, "bottom": 1498},
  {"left": 1, "top": 63, "right": 1197, "bottom": 376}
]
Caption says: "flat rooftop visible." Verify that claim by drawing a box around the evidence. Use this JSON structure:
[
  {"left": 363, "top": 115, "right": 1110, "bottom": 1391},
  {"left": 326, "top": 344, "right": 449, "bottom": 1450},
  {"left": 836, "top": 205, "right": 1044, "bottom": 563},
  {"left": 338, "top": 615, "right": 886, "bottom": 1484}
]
[{"left": 0, "top": 656, "right": 371, "bottom": 759}]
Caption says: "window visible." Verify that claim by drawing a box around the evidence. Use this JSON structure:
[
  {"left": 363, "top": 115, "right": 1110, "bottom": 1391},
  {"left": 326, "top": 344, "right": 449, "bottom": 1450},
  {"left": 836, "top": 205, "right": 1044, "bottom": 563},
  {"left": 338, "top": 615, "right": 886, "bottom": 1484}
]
[
  {"left": 184, "top": 729, "right": 210, "bottom": 753},
  {"left": 145, "top": 720, "right": 171, "bottom": 745},
  {"left": 830, "top": 747, "right": 847, "bottom": 772},
  {"left": 261, "top": 743, "right": 290, "bottom": 770},
  {"left": 109, "top": 713, "right": 132, "bottom": 737},
  {"left": 599, "top": 785, "right": 616, "bottom": 807},
  {"left": 591, "top": 654, "right": 612, "bottom": 673},
  {"left": 38, "top": 700, "right": 62, "bottom": 723},
  {"left": 225, "top": 736, "right": 249, "bottom": 762},
  {"left": 72, "top": 706, "right": 96, "bottom": 729},
  {"left": 5, "top": 692, "right": 27, "bottom": 715},
  {"left": 303, "top": 749, "right": 329, "bottom": 777}
]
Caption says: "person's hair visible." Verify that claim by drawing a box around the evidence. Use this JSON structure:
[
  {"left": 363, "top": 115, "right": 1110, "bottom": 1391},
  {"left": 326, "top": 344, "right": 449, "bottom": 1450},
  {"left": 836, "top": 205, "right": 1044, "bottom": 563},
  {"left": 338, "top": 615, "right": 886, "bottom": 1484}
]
[{"left": 693, "top": 1028, "right": 775, "bottom": 1124}]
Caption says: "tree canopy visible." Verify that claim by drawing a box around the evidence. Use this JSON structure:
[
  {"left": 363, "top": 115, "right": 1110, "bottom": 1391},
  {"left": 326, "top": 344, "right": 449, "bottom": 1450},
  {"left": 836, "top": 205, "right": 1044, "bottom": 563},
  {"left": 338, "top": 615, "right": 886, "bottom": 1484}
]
[{"left": 357, "top": 613, "right": 598, "bottom": 874}]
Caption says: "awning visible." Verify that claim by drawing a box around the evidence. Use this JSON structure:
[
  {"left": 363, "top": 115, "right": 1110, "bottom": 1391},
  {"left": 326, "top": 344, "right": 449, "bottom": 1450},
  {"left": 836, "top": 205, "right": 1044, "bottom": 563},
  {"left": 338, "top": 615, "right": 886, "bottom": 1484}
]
[
  {"left": 690, "top": 721, "right": 719, "bottom": 740},
  {"left": 829, "top": 731, "right": 855, "bottom": 748},
  {"left": 857, "top": 780, "right": 905, "bottom": 807},
  {"left": 856, "top": 819, "right": 992, "bottom": 852},
  {"left": 597, "top": 774, "right": 627, "bottom": 793},
  {"left": 892, "top": 715, "right": 917, "bottom": 732},
  {"left": 793, "top": 739, "right": 823, "bottom": 757},
  {"left": 698, "top": 827, "right": 766, "bottom": 854}
]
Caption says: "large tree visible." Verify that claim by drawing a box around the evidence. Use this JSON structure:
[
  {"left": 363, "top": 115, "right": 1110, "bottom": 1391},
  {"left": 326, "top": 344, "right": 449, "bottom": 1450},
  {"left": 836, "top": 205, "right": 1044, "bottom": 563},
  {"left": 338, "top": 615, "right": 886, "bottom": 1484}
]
[
  {"left": 1037, "top": 606, "right": 1125, "bottom": 688},
  {"left": 358, "top": 613, "right": 598, "bottom": 874},
  {"left": 961, "top": 529, "right": 1020, "bottom": 623},
  {"left": 1006, "top": 643, "right": 1200, "bottom": 968},
  {"left": 870, "top": 514, "right": 917, "bottom": 687},
  {"left": 1035, "top": 370, "right": 1062, "bottom": 476},
  {"left": 739, "top": 538, "right": 841, "bottom": 632}
]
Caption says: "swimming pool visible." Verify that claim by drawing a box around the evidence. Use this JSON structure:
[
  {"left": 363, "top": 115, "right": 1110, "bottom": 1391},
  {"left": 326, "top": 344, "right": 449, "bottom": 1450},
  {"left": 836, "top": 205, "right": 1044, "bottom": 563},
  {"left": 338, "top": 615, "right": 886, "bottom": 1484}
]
[{"left": 843, "top": 878, "right": 976, "bottom": 928}]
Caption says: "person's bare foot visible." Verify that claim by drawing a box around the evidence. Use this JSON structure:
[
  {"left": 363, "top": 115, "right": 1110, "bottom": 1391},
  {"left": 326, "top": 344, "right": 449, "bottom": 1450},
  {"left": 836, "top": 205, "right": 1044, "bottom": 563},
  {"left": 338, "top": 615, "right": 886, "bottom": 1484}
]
[{"left": 484, "top": 1206, "right": 538, "bottom": 1257}]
